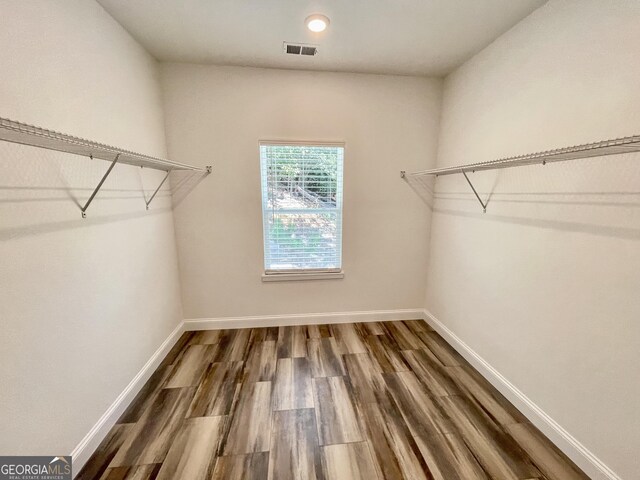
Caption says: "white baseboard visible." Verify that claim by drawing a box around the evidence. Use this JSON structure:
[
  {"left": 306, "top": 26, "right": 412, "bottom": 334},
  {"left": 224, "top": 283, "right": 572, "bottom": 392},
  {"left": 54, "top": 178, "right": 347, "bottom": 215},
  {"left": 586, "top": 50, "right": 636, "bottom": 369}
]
[
  {"left": 70, "top": 321, "right": 185, "bottom": 478},
  {"left": 422, "top": 309, "right": 621, "bottom": 480},
  {"left": 184, "top": 308, "right": 424, "bottom": 331}
]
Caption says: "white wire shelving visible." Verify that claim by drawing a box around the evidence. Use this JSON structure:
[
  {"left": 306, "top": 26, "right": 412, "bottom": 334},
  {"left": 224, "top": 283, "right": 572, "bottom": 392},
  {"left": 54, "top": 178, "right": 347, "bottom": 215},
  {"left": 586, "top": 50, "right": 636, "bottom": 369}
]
[
  {"left": 401, "top": 134, "right": 640, "bottom": 212},
  {"left": 0, "top": 116, "right": 211, "bottom": 217}
]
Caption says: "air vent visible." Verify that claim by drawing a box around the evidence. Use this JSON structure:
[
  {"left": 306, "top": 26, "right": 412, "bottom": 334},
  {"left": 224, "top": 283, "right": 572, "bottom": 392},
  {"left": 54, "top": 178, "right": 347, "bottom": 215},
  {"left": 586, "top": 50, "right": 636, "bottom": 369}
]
[{"left": 283, "top": 42, "right": 318, "bottom": 56}]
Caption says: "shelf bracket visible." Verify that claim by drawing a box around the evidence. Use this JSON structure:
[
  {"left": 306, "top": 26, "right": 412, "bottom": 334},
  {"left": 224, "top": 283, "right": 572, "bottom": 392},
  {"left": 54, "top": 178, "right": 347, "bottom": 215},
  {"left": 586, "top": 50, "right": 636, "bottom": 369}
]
[
  {"left": 81, "top": 153, "right": 120, "bottom": 218},
  {"left": 462, "top": 170, "right": 487, "bottom": 213},
  {"left": 145, "top": 170, "right": 171, "bottom": 210}
]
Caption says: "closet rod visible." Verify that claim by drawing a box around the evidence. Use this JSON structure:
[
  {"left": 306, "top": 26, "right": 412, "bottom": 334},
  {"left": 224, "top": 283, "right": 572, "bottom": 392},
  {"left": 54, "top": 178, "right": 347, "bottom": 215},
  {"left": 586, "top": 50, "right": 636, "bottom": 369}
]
[
  {"left": 0, "top": 116, "right": 211, "bottom": 173},
  {"left": 401, "top": 134, "right": 640, "bottom": 178}
]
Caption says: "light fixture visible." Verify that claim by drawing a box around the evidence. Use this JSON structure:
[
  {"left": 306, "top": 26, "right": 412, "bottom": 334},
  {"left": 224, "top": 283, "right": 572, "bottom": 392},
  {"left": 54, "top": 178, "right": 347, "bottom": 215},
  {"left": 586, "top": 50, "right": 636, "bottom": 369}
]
[{"left": 305, "top": 14, "right": 330, "bottom": 33}]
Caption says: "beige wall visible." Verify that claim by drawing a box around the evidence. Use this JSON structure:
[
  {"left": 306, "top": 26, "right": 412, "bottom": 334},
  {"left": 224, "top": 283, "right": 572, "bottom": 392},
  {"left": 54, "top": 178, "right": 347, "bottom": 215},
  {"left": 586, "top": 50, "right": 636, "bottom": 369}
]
[
  {"left": 0, "top": 1, "right": 183, "bottom": 456},
  {"left": 426, "top": 1, "right": 640, "bottom": 478},
  {"left": 161, "top": 64, "right": 441, "bottom": 319}
]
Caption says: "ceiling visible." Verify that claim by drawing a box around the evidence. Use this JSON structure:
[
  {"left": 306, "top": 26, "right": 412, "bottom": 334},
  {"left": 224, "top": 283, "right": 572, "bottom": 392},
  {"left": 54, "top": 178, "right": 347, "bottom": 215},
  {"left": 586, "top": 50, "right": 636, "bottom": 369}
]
[{"left": 97, "top": 0, "right": 546, "bottom": 76}]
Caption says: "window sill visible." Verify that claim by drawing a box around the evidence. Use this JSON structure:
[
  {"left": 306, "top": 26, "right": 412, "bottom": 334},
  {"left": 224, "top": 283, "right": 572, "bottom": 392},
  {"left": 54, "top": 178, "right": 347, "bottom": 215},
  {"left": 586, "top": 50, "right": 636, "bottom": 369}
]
[{"left": 262, "top": 271, "right": 345, "bottom": 282}]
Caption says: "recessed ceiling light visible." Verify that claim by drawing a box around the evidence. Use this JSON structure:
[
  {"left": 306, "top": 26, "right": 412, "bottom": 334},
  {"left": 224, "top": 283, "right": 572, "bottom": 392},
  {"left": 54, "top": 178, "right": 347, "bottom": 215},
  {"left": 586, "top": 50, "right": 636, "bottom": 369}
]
[{"left": 305, "top": 14, "right": 330, "bottom": 33}]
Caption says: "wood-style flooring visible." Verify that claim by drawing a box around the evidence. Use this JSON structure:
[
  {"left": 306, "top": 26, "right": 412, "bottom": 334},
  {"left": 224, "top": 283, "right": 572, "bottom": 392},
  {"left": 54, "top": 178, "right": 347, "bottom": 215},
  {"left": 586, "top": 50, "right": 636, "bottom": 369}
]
[{"left": 77, "top": 320, "right": 590, "bottom": 480}]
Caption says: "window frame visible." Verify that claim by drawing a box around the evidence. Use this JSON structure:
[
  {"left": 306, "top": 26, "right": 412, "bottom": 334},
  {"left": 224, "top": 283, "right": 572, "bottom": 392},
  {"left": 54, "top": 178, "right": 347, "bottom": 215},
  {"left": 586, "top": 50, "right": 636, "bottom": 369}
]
[{"left": 259, "top": 140, "right": 345, "bottom": 281}]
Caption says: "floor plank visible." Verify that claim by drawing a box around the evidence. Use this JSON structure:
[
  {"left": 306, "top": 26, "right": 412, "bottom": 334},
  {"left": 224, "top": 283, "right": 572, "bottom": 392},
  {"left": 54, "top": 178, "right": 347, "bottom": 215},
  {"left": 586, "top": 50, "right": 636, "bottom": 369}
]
[
  {"left": 313, "top": 376, "right": 363, "bottom": 445},
  {"left": 272, "top": 357, "right": 314, "bottom": 411},
  {"left": 158, "top": 332, "right": 194, "bottom": 369},
  {"left": 164, "top": 345, "right": 214, "bottom": 388},
  {"left": 188, "top": 330, "right": 224, "bottom": 345},
  {"left": 222, "top": 381, "right": 272, "bottom": 455},
  {"left": 384, "top": 371, "right": 454, "bottom": 437},
  {"left": 244, "top": 340, "right": 277, "bottom": 383},
  {"left": 211, "top": 453, "right": 269, "bottom": 480},
  {"left": 381, "top": 321, "right": 423, "bottom": 350},
  {"left": 359, "top": 322, "right": 386, "bottom": 336},
  {"left": 249, "top": 327, "right": 279, "bottom": 343},
  {"left": 269, "top": 408, "right": 324, "bottom": 480},
  {"left": 307, "top": 324, "right": 332, "bottom": 339},
  {"left": 118, "top": 366, "right": 173, "bottom": 424},
  {"left": 402, "top": 347, "right": 461, "bottom": 397},
  {"left": 403, "top": 319, "right": 434, "bottom": 336},
  {"left": 414, "top": 433, "right": 489, "bottom": 480},
  {"left": 439, "top": 395, "right": 542, "bottom": 480},
  {"left": 359, "top": 398, "right": 430, "bottom": 480},
  {"left": 330, "top": 323, "right": 367, "bottom": 354},
  {"left": 110, "top": 387, "right": 195, "bottom": 467},
  {"left": 365, "top": 334, "right": 410, "bottom": 372},
  {"left": 187, "top": 361, "right": 243, "bottom": 417},
  {"left": 343, "top": 353, "right": 386, "bottom": 405},
  {"left": 276, "top": 326, "right": 307, "bottom": 358},
  {"left": 418, "top": 331, "right": 465, "bottom": 366},
  {"left": 76, "top": 424, "right": 134, "bottom": 480},
  {"left": 307, "top": 337, "right": 346, "bottom": 377},
  {"left": 322, "top": 442, "right": 379, "bottom": 480},
  {"left": 448, "top": 365, "right": 528, "bottom": 425},
  {"left": 98, "top": 464, "right": 162, "bottom": 480},
  {"left": 506, "top": 423, "right": 588, "bottom": 480},
  {"left": 156, "top": 416, "right": 226, "bottom": 480},
  {"left": 212, "top": 329, "right": 251, "bottom": 363}
]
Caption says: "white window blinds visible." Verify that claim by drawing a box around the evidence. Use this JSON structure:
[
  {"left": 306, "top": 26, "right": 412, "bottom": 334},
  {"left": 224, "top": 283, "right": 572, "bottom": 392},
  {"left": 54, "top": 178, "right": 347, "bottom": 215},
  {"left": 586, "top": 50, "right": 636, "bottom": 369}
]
[{"left": 260, "top": 142, "right": 344, "bottom": 273}]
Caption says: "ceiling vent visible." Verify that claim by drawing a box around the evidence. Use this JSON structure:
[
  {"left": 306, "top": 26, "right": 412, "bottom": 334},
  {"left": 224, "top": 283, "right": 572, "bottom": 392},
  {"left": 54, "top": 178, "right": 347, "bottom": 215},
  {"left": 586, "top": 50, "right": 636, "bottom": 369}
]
[{"left": 283, "top": 42, "right": 318, "bottom": 56}]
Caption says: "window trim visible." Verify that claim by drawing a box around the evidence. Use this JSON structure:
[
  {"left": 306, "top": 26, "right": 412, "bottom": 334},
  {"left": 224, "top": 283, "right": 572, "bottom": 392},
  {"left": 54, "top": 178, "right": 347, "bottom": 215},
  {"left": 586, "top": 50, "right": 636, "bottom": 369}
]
[
  {"left": 261, "top": 271, "right": 345, "bottom": 283},
  {"left": 259, "top": 140, "right": 345, "bottom": 279},
  {"left": 259, "top": 139, "right": 346, "bottom": 148}
]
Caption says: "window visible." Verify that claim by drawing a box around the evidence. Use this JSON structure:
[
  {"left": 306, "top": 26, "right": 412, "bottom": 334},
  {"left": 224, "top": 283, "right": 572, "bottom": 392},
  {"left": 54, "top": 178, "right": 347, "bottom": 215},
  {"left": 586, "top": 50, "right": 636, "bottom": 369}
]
[{"left": 260, "top": 142, "right": 344, "bottom": 276}]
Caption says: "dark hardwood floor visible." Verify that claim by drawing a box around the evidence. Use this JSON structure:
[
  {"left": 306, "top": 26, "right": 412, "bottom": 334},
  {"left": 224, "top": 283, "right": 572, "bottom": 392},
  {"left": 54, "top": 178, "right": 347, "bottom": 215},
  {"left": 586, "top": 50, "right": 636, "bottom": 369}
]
[{"left": 77, "top": 320, "right": 590, "bottom": 480}]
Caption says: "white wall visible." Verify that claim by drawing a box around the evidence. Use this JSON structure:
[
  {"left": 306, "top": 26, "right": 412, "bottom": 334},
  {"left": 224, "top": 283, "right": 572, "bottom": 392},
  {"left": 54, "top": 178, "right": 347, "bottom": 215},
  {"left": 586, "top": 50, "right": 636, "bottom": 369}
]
[
  {"left": 161, "top": 64, "right": 441, "bottom": 319},
  {"left": 0, "top": 0, "right": 183, "bottom": 458},
  {"left": 426, "top": 1, "right": 640, "bottom": 478}
]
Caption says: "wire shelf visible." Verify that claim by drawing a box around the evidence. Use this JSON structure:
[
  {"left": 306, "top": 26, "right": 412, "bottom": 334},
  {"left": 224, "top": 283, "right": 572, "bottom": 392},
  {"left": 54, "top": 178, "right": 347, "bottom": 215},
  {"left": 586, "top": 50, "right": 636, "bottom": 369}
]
[
  {"left": 403, "top": 134, "right": 640, "bottom": 178},
  {"left": 0, "top": 116, "right": 211, "bottom": 217},
  {"left": 0, "top": 116, "right": 209, "bottom": 172}
]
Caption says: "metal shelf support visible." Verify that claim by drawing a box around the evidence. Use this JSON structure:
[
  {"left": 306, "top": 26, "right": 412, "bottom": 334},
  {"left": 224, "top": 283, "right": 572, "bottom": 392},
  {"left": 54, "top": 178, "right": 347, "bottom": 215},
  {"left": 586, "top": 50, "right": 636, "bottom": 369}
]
[
  {"left": 81, "top": 154, "right": 120, "bottom": 218},
  {"left": 145, "top": 170, "right": 170, "bottom": 210},
  {"left": 462, "top": 170, "right": 487, "bottom": 213}
]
